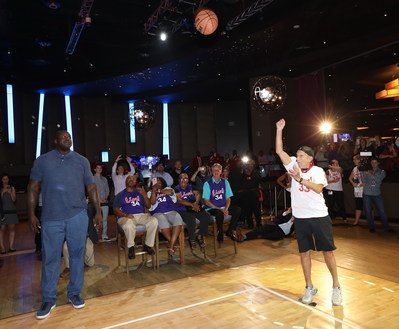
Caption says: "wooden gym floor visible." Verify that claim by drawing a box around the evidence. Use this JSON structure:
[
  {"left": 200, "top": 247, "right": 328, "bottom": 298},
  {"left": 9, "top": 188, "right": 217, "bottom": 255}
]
[{"left": 0, "top": 217, "right": 398, "bottom": 328}]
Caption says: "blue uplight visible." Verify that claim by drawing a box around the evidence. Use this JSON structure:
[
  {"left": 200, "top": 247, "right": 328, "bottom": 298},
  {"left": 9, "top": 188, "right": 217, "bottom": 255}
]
[
  {"left": 35, "top": 93, "right": 45, "bottom": 158},
  {"left": 64, "top": 95, "right": 74, "bottom": 151},
  {"left": 6, "top": 84, "right": 15, "bottom": 143},
  {"left": 162, "top": 102, "right": 170, "bottom": 158}
]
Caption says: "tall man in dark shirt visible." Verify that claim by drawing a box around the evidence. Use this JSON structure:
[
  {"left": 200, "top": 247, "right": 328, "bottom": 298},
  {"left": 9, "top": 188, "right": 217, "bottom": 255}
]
[{"left": 27, "top": 130, "right": 102, "bottom": 320}]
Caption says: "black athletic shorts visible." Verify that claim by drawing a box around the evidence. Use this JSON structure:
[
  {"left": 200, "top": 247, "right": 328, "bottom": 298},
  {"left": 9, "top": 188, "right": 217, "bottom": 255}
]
[
  {"left": 294, "top": 215, "right": 336, "bottom": 253},
  {"left": 354, "top": 197, "right": 363, "bottom": 211}
]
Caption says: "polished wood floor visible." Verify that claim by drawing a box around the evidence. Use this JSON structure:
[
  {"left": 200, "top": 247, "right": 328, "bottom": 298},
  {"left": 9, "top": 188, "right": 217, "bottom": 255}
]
[{"left": 1, "top": 216, "right": 399, "bottom": 328}]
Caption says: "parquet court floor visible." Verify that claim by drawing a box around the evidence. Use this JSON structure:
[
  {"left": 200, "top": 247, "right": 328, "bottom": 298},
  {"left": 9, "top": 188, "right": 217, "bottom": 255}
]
[{"left": 2, "top": 254, "right": 398, "bottom": 329}]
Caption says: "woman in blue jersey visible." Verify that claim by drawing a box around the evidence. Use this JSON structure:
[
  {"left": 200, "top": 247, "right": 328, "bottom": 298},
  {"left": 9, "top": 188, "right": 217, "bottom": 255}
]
[
  {"left": 175, "top": 173, "right": 210, "bottom": 250},
  {"left": 148, "top": 177, "right": 183, "bottom": 255}
]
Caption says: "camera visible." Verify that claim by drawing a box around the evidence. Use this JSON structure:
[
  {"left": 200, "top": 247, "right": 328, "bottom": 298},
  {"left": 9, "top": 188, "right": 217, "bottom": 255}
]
[{"left": 358, "top": 153, "right": 372, "bottom": 171}]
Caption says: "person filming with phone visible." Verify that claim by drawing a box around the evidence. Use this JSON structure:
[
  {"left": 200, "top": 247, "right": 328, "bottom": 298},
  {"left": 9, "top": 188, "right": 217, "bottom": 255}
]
[{"left": 190, "top": 165, "right": 211, "bottom": 191}]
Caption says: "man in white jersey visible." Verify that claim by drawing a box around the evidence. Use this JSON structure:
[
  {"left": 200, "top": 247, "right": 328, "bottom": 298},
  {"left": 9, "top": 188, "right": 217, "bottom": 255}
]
[{"left": 275, "top": 118, "right": 342, "bottom": 306}]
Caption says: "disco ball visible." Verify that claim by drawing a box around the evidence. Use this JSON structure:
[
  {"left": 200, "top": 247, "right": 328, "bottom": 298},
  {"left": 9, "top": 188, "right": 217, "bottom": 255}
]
[
  {"left": 251, "top": 76, "right": 286, "bottom": 112},
  {"left": 129, "top": 102, "right": 155, "bottom": 130}
]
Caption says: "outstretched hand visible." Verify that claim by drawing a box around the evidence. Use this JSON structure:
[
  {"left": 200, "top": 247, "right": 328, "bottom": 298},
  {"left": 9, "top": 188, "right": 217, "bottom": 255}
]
[{"left": 276, "top": 118, "right": 286, "bottom": 130}]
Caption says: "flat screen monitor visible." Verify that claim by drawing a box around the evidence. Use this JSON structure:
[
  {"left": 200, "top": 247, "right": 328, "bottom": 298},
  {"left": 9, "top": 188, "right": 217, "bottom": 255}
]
[{"left": 129, "top": 155, "right": 166, "bottom": 178}]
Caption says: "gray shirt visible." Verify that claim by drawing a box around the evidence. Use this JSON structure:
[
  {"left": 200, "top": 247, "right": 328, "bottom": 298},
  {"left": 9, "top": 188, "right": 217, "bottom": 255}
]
[
  {"left": 93, "top": 175, "right": 109, "bottom": 201},
  {"left": 360, "top": 169, "right": 386, "bottom": 196}
]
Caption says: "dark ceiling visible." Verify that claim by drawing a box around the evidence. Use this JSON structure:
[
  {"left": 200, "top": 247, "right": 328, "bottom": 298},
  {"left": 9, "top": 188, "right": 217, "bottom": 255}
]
[{"left": 1, "top": 0, "right": 399, "bottom": 131}]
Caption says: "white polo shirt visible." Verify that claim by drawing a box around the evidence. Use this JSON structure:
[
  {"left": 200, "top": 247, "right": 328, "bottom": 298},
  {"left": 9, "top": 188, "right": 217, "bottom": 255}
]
[{"left": 284, "top": 157, "right": 328, "bottom": 218}]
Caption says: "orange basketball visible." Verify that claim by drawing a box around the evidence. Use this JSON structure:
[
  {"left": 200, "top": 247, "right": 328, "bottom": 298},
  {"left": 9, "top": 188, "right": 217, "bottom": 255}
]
[{"left": 194, "top": 8, "right": 218, "bottom": 35}]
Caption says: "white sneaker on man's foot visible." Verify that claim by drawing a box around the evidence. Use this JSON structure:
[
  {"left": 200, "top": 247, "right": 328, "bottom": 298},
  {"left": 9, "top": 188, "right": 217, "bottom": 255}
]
[
  {"left": 332, "top": 287, "right": 343, "bottom": 306},
  {"left": 301, "top": 286, "right": 318, "bottom": 304}
]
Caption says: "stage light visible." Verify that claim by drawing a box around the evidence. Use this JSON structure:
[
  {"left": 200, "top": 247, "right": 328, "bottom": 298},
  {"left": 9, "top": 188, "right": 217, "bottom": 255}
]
[
  {"left": 160, "top": 33, "right": 167, "bottom": 41},
  {"left": 242, "top": 156, "right": 249, "bottom": 163},
  {"left": 319, "top": 122, "right": 332, "bottom": 134},
  {"left": 163, "top": 103, "right": 170, "bottom": 158}
]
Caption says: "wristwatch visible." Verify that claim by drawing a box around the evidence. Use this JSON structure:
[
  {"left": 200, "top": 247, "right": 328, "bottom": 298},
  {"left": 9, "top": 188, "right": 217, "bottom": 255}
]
[{"left": 299, "top": 177, "right": 303, "bottom": 183}]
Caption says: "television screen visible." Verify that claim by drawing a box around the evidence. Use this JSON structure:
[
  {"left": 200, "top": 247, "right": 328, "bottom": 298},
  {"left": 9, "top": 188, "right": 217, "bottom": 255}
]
[
  {"left": 339, "top": 133, "right": 352, "bottom": 141},
  {"left": 129, "top": 155, "right": 162, "bottom": 178}
]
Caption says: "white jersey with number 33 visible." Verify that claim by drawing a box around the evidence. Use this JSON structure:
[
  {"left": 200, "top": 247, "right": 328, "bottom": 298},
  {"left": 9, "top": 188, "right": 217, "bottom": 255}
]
[{"left": 284, "top": 157, "right": 328, "bottom": 218}]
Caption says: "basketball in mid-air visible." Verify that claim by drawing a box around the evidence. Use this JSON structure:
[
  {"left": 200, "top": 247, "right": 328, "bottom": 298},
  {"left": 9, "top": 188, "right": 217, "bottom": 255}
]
[{"left": 194, "top": 8, "right": 218, "bottom": 35}]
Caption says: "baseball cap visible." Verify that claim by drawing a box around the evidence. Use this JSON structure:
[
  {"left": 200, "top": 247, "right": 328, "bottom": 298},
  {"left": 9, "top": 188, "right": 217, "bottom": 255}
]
[{"left": 298, "top": 146, "right": 314, "bottom": 158}]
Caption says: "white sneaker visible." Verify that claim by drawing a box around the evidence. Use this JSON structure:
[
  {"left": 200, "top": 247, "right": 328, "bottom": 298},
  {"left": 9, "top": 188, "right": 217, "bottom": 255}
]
[
  {"left": 301, "top": 286, "right": 318, "bottom": 304},
  {"left": 332, "top": 287, "right": 343, "bottom": 306}
]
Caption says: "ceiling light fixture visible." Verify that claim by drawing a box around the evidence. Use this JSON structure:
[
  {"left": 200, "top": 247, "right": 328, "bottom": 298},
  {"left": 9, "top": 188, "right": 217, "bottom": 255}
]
[
  {"left": 44, "top": 1, "right": 61, "bottom": 10},
  {"left": 376, "top": 78, "right": 399, "bottom": 100}
]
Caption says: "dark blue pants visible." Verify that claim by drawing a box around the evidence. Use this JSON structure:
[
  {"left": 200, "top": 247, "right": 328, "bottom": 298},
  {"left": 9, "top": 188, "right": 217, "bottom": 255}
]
[{"left": 363, "top": 194, "right": 390, "bottom": 231}]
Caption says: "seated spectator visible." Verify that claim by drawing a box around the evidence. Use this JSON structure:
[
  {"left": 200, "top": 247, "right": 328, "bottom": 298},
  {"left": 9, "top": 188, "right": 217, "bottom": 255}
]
[
  {"left": 149, "top": 177, "right": 183, "bottom": 255},
  {"left": 112, "top": 155, "right": 135, "bottom": 195},
  {"left": 61, "top": 236, "right": 94, "bottom": 278},
  {"left": 113, "top": 175, "right": 157, "bottom": 259},
  {"left": 61, "top": 204, "right": 99, "bottom": 277},
  {"left": 175, "top": 173, "right": 210, "bottom": 250},
  {"left": 360, "top": 158, "right": 394, "bottom": 233},
  {"left": 190, "top": 165, "right": 211, "bottom": 191},
  {"left": 202, "top": 163, "right": 241, "bottom": 242},
  {"left": 151, "top": 162, "right": 173, "bottom": 187},
  {"left": 379, "top": 140, "right": 398, "bottom": 171},
  {"left": 237, "top": 208, "right": 295, "bottom": 241},
  {"left": 170, "top": 160, "right": 185, "bottom": 188},
  {"left": 325, "top": 159, "right": 347, "bottom": 221}
]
